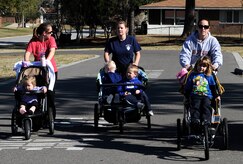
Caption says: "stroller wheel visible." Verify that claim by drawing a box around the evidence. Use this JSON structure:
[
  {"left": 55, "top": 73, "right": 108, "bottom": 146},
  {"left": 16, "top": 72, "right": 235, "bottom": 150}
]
[
  {"left": 177, "top": 118, "right": 182, "bottom": 150},
  {"left": 24, "top": 119, "right": 31, "bottom": 140},
  {"left": 222, "top": 118, "right": 229, "bottom": 150},
  {"left": 94, "top": 103, "right": 99, "bottom": 129},
  {"left": 182, "top": 118, "right": 190, "bottom": 135},
  {"left": 11, "top": 108, "right": 18, "bottom": 135},
  {"left": 48, "top": 107, "right": 54, "bottom": 135},
  {"left": 119, "top": 112, "right": 124, "bottom": 133},
  {"left": 203, "top": 125, "right": 210, "bottom": 160},
  {"left": 119, "top": 121, "right": 124, "bottom": 133}
]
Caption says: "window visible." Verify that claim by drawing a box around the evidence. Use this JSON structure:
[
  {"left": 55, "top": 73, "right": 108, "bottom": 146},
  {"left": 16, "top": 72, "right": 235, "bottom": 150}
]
[
  {"left": 234, "top": 11, "right": 239, "bottom": 23},
  {"left": 164, "top": 10, "right": 174, "bottom": 25},
  {"left": 226, "top": 11, "right": 239, "bottom": 23},
  {"left": 161, "top": 9, "right": 185, "bottom": 25},
  {"left": 226, "top": 11, "right": 232, "bottom": 22},
  {"left": 148, "top": 10, "right": 160, "bottom": 25}
]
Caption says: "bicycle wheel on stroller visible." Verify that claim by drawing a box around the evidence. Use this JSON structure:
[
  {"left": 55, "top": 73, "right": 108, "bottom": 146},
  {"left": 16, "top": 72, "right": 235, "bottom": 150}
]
[
  {"left": 48, "top": 106, "right": 54, "bottom": 135},
  {"left": 182, "top": 118, "right": 190, "bottom": 135},
  {"left": 24, "top": 119, "right": 31, "bottom": 140},
  {"left": 11, "top": 108, "right": 18, "bottom": 135},
  {"left": 119, "top": 111, "right": 124, "bottom": 133},
  {"left": 222, "top": 118, "right": 229, "bottom": 150},
  {"left": 94, "top": 103, "right": 99, "bottom": 129},
  {"left": 203, "top": 125, "right": 209, "bottom": 160},
  {"left": 177, "top": 118, "right": 182, "bottom": 150}
]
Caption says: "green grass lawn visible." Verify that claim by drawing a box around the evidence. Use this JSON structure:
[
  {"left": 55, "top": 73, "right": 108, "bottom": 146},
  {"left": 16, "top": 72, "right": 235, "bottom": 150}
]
[{"left": 0, "top": 27, "right": 33, "bottom": 38}]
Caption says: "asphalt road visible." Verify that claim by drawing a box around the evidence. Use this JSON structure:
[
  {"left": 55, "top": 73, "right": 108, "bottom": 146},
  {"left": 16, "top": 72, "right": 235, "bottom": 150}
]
[{"left": 0, "top": 49, "right": 243, "bottom": 164}]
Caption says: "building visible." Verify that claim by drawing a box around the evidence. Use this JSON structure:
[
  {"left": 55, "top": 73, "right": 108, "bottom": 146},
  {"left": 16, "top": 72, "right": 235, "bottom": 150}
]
[{"left": 140, "top": 0, "right": 243, "bottom": 35}]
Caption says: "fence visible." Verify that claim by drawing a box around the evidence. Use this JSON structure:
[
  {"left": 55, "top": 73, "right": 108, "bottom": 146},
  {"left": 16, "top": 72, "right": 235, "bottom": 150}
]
[{"left": 143, "top": 24, "right": 243, "bottom": 39}]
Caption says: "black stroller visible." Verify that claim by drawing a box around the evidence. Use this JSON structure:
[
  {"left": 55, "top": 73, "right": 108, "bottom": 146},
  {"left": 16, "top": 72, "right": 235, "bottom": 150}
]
[
  {"left": 11, "top": 65, "right": 54, "bottom": 140},
  {"left": 94, "top": 67, "right": 151, "bottom": 133},
  {"left": 176, "top": 70, "right": 228, "bottom": 160}
]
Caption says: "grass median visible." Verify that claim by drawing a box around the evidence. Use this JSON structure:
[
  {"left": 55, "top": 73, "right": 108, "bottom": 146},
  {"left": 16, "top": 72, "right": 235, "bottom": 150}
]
[{"left": 0, "top": 53, "right": 95, "bottom": 82}]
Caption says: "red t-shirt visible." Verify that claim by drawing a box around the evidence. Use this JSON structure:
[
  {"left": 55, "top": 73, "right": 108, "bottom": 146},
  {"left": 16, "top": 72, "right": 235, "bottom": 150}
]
[{"left": 26, "top": 36, "right": 58, "bottom": 72}]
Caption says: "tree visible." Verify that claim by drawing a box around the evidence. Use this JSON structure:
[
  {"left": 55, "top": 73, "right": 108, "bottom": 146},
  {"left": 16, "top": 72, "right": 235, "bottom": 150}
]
[
  {"left": 121, "top": 0, "right": 161, "bottom": 36},
  {"left": 58, "top": 0, "right": 161, "bottom": 40},
  {"left": 0, "top": 0, "right": 42, "bottom": 27},
  {"left": 181, "top": 0, "right": 195, "bottom": 37},
  {"left": 60, "top": 0, "right": 86, "bottom": 42}
]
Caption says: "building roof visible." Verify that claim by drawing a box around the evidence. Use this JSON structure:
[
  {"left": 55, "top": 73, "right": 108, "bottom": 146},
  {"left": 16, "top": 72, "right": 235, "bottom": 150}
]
[{"left": 140, "top": 0, "right": 243, "bottom": 10}]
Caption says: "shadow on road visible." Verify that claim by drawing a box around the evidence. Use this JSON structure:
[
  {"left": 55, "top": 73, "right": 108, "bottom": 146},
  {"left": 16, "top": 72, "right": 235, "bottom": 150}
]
[{"left": 0, "top": 76, "right": 242, "bottom": 161}]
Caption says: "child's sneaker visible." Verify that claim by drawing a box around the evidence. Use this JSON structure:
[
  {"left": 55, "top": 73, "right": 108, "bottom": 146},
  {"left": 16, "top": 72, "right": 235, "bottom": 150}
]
[
  {"left": 106, "top": 94, "right": 113, "bottom": 104},
  {"left": 148, "top": 110, "right": 154, "bottom": 116}
]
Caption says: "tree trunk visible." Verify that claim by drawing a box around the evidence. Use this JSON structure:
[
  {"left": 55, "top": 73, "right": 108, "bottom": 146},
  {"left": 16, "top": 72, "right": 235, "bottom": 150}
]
[
  {"left": 129, "top": 10, "right": 135, "bottom": 36},
  {"left": 21, "top": 14, "right": 25, "bottom": 28},
  {"left": 75, "top": 25, "right": 80, "bottom": 43},
  {"left": 181, "top": 0, "right": 195, "bottom": 38}
]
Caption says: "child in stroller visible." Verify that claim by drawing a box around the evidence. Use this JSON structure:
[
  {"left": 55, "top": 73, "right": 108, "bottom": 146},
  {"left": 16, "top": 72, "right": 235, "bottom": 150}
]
[
  {"left": 184, "top": 56, "right": 220, "bottom": 132},
  {"left": 117, "top": 64, "right": 153, "bottom": 116},
  {"left": 14, "top": 76, "right": 47, "bottom": 115},
  {"left": 102, "top": 60, "right": 122, "bottom": 104},
  {"left": 12, "top": 64, "right": 55, "bottom": 140},
  {"left": 95, "top": 62, "right": 152, "bottom": 132}
]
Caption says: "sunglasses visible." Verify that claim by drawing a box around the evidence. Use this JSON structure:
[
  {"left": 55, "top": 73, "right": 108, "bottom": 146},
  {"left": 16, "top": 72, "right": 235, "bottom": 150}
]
[
  {"left": 198, "top": 25, "right": 210, "bottom": 29},
  {"left": 46, "top": 31, "right": 53, "bottom": 34}
]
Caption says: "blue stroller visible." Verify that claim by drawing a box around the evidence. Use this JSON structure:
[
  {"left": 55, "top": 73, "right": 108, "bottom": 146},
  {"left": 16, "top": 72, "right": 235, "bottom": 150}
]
[{"left": 94, "top": 66, "right": 151, "bottom": 133}]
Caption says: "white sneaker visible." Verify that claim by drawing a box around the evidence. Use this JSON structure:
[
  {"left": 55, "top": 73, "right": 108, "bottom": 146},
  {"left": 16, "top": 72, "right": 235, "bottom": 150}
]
[
  {"left": 148, "top": 110, "right": 154, "bottom": 116},
  {"left": 106, "top": 94, "right": 113, "bottom": 104}
]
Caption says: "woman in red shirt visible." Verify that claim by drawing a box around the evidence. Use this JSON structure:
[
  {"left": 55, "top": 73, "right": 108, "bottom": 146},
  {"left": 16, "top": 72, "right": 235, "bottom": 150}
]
[{"left": 24, "top": 23, "right": 58, "bottom": 119}]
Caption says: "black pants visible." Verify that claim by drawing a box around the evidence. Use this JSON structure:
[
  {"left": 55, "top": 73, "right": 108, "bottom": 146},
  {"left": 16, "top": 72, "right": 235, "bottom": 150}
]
[
  {"left": 140, "top": 92, "right": 151, "bottom": 111},
  {"left": 190, "top": 95, "right": 212, "bottom": 123},
  {"left": 48, "top": 72, "right": 57, "bottom": 119},
  {"left": 124, "top": 92, "right": 151, "bottom": 112}
]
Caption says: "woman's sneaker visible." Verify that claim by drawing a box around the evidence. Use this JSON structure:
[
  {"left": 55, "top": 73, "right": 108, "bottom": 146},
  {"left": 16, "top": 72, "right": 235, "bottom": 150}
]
[{"left": 148, "top": 110, "right": 154, "bottom": 116}]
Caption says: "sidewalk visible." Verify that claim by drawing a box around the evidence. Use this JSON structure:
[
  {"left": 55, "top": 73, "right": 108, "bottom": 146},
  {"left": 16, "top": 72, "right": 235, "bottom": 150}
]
[{"left": 4, "top": 23, "right": 37, "bottom": 28}]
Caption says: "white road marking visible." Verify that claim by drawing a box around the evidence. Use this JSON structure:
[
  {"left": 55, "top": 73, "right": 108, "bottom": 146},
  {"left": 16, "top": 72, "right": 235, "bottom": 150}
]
[
  {"left": 0, "top": 147, "right": 20, "bottom": 150},
  {"left": 25, "top": 148, "right": 44, "bottom": 150},
  {"left": 145, "top": 70, "right": 164, "bottom": 79},
  {"left": 82, "top": 138, "right": 101, "bottom": 141},
  {"left": 0, "top": 118, "right": 114, "bottom": 151},
  {"left": 66, "top": 147, "right": 84, "bottom": 150},
  {"left": 0, "top": 138, "right": 90, "bottom": 151},
  {"left": 25, "top": 142, "right": 56, "bottom": 147}
]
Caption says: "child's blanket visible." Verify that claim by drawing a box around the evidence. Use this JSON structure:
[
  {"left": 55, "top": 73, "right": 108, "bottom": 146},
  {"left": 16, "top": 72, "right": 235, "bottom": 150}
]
[{"left": 13, "top": 60, "right": 55, "bottom": 91}]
